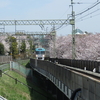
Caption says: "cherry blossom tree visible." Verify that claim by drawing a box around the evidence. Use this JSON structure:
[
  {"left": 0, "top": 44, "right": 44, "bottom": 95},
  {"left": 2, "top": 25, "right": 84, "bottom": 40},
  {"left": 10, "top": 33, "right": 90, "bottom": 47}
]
[{"left": 49, "top": 33, "right": 100, "bottom": 60}]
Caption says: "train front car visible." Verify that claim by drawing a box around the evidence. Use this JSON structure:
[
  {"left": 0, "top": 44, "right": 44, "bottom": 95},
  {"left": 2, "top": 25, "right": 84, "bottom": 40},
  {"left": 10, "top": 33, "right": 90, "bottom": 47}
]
[{"left": 35, "top": 48, "right": 45, "bottom": 60}]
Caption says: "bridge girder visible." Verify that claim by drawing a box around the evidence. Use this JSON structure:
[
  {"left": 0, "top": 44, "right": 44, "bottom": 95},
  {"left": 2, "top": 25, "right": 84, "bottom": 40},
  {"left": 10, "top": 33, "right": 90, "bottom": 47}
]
[{"left": 0, "top": 19, "right": 68, "bottom": 25}]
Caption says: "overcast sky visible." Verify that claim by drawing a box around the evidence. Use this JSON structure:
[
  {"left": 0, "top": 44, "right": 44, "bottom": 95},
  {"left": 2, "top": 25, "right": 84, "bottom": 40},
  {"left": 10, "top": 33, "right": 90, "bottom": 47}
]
[{"left": 0, "top": 0, "right": 100, "bottom": 36}]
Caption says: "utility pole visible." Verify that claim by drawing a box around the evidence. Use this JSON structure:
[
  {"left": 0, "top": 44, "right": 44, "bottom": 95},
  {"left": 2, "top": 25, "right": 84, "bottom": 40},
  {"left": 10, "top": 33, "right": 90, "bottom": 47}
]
[
  {"left": 15, "top": 21, "right": 20, "bottom": 56},
  {"left": 15, "top": 20, "right": 16, "bottom": 34},
  {"left": 70, "top": 0, "right": 76, "bottom": 59},
  {"left": 52, "top": 26, "right": 56, "bottom": 58}
]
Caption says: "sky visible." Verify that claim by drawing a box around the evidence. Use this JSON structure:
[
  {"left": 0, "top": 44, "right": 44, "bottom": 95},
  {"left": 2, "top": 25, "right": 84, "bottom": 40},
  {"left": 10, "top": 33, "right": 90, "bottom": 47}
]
[{"left": 0, "top": 0, "right": 100, "bottom": 36}]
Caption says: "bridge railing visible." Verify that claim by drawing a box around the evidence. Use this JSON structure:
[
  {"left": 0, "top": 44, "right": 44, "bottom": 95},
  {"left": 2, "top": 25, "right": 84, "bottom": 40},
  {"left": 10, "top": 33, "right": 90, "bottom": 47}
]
[
  {"left": 49, "top": 58, "right": 100, "bottom": 73},
  {"left": 30, "top": 59, "right": 82, "bottom": 99},
  {"left": 30, "top": 58, "right": 100, "bottom": 99}
]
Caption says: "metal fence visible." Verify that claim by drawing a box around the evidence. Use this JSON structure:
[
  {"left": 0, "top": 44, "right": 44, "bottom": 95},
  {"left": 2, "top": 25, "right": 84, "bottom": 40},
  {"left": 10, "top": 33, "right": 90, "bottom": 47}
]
[
  {"left": 10, "top": 61, "right": 33, "bottom": 79},
  {"left": 0, "top": 56, "right": 12, "bottom": 64},
  {"left": 49, "top": 58, "right": 100, "bottom": 73},
  {"left": 0, "top": 63, "right": 10, "bottom": 72}
]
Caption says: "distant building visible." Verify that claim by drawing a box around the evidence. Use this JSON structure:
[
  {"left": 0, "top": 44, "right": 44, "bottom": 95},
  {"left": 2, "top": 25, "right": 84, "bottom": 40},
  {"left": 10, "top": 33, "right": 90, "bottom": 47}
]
[{"left": 75, "top": 28, "right": 86, "bottom": 35}]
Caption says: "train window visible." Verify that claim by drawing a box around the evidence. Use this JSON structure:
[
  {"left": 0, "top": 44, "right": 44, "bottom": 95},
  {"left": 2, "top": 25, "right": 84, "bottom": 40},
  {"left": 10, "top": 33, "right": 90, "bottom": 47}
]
[
  {"left": 41, "top": 51, "right": 45, "bottom": 54},
  {"left": 36, "top": 51, "right": 40, "bottom": 54},
  {"left": 36, "top": 51, "right": 45, "bottom": 54}
]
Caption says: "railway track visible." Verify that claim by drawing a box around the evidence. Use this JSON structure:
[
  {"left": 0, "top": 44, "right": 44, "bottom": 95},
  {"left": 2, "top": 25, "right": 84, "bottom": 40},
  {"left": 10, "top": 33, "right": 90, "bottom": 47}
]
[
  {"left": 49, "top": 58, "right": 100, "bottom": 73},
  {"left": 58, "top": 63, "right": 100, "bottom": 81}
]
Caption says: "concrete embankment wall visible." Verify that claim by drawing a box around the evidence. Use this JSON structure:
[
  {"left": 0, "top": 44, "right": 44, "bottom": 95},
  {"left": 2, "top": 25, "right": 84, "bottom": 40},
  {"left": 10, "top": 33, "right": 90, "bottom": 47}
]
[{"left": 30, "top": 59, "right": 100, "bottom": 100}]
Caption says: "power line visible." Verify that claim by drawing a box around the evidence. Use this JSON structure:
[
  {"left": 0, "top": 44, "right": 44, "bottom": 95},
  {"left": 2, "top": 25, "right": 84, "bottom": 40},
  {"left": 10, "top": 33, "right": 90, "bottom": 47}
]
[
  {"left": 76, "top": 8, "right": 100, "bottom": 21},
  {"left": 76, "top": 12, "right": 100, "bottom": 22},
  {"left": 59, "top": 6, "right": 71, "bottom": 19},
  {"left": 55, "top": 15, "right": 72, "bottom": 30},
  {"left": 72, "top": 0, "right": 99, "bottom": 15},
  {"left": 73, "top": 2, "right": 96, "bottom": 4},
  {"left": 54, "top": 1, "right": 100, "bottom": 31},
  {"left": 75, "top": 1, "right": 100, "bottom": 16}
]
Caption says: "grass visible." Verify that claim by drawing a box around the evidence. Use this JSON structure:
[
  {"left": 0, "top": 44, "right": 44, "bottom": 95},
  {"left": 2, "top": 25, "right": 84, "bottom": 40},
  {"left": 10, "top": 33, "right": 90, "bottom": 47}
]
[
  {"left": 0, "top": 60, "right": 56, "bottom": 100},
  {"left": 0, "top": 71, "right": 31, "bottom": 100},
  {"left": 0, "top": 71, "right": 55, "bottom": 100},
  {"left": 17, "top": 59, "right": 30, "bottom": 68}
]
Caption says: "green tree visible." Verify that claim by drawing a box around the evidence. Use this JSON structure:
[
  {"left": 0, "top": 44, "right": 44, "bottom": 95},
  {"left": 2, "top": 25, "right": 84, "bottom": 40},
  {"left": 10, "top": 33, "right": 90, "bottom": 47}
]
[
  {"left": 27, "top": 36, "right": 35, "bottom": 53},
  {"left": 20, "top": 40, "right": 26, "bottom": 53},
  {"left": 32, "top": 45, "right": 35, "bottom": 53},
  {"left": 29, "top": 39, "right": 33, "bottom": 53},
  {"left": 8, "top": 36, "right": 18, "bottom": 59},
  {"left": 0, "top": 43, "right": 5, "bottom": 55}
]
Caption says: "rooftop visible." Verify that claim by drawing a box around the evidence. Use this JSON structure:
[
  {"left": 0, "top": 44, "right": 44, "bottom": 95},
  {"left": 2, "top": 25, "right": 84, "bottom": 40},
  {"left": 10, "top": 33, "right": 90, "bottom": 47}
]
[{"left": 75, "top": 28, "right": 85, "bottom": 34}]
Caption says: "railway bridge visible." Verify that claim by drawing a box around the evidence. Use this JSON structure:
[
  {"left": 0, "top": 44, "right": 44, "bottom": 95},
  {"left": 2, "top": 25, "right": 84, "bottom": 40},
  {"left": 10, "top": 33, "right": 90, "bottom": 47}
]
[{"left": 30, "top": 58, "right": 100, "bottom": 100}]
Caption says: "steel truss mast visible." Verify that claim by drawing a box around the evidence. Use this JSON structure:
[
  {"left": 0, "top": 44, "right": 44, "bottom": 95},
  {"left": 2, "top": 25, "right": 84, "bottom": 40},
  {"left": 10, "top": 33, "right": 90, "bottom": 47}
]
[{"left": 0, "top": 19, "right": 67, "bottom": 25}]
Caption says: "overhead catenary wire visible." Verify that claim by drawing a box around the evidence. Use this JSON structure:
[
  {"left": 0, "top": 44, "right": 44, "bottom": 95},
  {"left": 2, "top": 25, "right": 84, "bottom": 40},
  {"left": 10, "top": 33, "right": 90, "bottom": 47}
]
[
  {"left": 54, "top": 1, "right": 100, "bottom": 31},
  {"left": 75, "top": 0, "right": 99, "bottom": 14},
  {"left": 76, "top": 12, "right": 100, "bottom": 23},
  {"left": 55, "top": 15, "right": 72, "bottom": 30},
  {"left": 75, "top": 1, "right": 100, "bottom": 16},
  {"left": 42, "top": 0, "right": 100, "bottom": 33},
  {"left": 59, "top": 6, "right": 71, "bottom": 19},
  {"left": 76, "top": 8, "right": 100, "bottom": 22},
  {"left": 75, "top": 1, "right": 100, "bottom": 22},
  {"left": 53, "top": 5, "right": 71, "bottom": 31},
  {"left": 73, "top": 0, "right": 99, "bottom": 21}
]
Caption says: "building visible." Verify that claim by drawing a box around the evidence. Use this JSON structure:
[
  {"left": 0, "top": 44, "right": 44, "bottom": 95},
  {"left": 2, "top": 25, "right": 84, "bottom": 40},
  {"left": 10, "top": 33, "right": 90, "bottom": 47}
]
[{"left": 75, "top": 28, "right": 86, "bottom": 35}]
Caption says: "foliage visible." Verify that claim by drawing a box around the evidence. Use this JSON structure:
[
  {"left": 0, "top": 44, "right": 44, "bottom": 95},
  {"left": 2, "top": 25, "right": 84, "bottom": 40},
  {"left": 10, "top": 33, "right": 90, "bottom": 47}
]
[
  {"left": 27, "top": 36, "right": 35, "bottom": 53},
  {"left": 0, "top": 69, "right": 56, "bottom": 100},
  {"left": 20, "top": 40, "right": 26, "bottom": 53},
  {"left": 49, "top": 33, "right": 100, "bottom": 60},
  {"left": 32, "top": 45, "right": 35, "bottom": 52},
  {"left": 17, "top": 59, "right": 30, "bottom": 68},
  {"left": 8, "top": 36, "right": 18, "bottom": 59},
  {"left": 0, "top": 43, "right": 5, "bottom": 55}
]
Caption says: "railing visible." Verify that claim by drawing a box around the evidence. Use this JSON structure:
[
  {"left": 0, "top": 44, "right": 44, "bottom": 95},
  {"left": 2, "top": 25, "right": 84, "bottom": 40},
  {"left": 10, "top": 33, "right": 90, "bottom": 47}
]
[
  {"left": 49, "top": 58, "right": 100, "bottom": 73},
  {"left": 10, "top": 61, "right": 33, "bottom": 78},
  {"left": 0, "top": 60, "right": 50, "bottom": 100},
  {"left": 0, "top": 56, "right": 12, "bottom": 64},
  {"left": 0, "top": 63, "right": 10, "bottom": 72},
  {"left": 30, "top": 58, "right": 100, "bottom": 99}
]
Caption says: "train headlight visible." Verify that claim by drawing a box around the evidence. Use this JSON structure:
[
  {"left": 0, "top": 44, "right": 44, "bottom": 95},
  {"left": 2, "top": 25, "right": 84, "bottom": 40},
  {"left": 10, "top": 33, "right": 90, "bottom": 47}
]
[
  {"left": 43, "top": 55, "right": 45, "bottom": 57},
  {"left": 36, "top": 55, "right": 38, "bottom": 57}
]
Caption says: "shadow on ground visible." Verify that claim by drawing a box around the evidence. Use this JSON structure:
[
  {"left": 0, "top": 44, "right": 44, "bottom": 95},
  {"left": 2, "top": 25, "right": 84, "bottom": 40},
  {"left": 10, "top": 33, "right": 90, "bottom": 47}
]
[{"left": 26, "top": 63, "right": 56, "bottom": 100}]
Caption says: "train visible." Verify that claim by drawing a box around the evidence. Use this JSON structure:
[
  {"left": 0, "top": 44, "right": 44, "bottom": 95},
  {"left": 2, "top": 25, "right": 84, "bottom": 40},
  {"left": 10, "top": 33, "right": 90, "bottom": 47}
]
[{"left": 35, "top": 48, "right": 46, "bottom": 60}]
